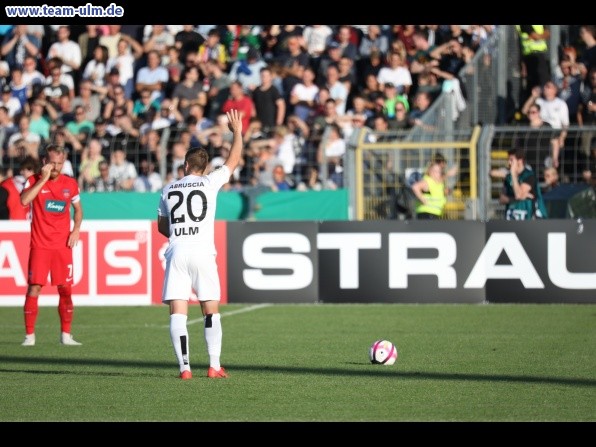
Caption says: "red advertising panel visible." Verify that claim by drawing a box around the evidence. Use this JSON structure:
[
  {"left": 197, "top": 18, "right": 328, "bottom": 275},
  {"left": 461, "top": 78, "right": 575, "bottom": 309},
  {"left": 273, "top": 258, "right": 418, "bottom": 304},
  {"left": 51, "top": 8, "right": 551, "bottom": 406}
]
[{"left": 0, "top": 221, "right": 152, "bottom": 306}]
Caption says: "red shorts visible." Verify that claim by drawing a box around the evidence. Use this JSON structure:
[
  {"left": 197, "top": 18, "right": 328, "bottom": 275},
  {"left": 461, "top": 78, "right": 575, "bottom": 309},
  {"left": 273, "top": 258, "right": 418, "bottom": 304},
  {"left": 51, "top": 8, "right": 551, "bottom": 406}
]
[{"left": 28, "top": 247, "right": 74, "bottom": 286}]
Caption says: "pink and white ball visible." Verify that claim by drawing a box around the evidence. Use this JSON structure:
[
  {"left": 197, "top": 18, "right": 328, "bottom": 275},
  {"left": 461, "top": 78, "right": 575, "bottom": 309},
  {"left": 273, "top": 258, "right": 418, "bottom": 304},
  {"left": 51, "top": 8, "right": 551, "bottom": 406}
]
[{"left": 370, "top": 340, "right": 398, "bottom": 365}]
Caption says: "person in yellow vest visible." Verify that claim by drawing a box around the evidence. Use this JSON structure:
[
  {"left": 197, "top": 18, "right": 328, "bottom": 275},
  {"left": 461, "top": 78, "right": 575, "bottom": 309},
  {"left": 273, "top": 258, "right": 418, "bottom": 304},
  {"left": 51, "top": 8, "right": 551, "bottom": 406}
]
[
  {"left": 411, "top": 161, "right": 447, "bottom": 219},
  {"left": 516, "top": 25, "right": 550, "bottom": 103}
]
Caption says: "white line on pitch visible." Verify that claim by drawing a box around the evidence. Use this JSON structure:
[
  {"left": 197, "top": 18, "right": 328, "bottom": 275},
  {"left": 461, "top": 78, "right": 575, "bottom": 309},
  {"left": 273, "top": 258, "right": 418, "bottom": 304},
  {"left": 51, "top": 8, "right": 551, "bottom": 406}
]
[{"left": 163, "top": 303, "right": 273, "bottom": 328}]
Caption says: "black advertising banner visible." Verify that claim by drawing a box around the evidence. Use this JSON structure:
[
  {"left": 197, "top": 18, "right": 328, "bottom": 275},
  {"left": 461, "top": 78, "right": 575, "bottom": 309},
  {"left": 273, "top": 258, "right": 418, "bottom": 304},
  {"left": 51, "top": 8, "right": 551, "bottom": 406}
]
[
  {"left": 226, "top": 221, "right": 319, "bottom": 303},
  {"left": 226, "top": 220, "right": 596, "bottom": 304},
  {"left": 485, "top": 220, "right": 596, "bottom": 303},
  {"left": 318, "top": 221, "right": 486, "bottom": 303}
]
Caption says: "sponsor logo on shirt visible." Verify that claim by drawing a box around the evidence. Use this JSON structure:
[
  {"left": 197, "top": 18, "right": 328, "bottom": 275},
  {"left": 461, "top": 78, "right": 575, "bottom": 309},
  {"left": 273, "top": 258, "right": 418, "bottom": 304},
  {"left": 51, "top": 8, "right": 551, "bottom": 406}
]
[{"left": 45, "top": 200, "right": 66, "bottom": 213}]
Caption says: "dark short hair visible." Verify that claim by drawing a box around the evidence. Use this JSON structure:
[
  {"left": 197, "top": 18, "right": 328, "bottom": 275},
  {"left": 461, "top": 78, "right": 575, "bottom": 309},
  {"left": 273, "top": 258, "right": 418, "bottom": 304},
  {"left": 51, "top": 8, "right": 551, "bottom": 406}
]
[
  {"left": 184, "top": 147, "right": 209, "bottom": 173},
  {"left": 508, "top": 147, "right": 526, "bottom": 161},
  {"left": 19, "top": 155, "right": 39, "bottom": 173}
]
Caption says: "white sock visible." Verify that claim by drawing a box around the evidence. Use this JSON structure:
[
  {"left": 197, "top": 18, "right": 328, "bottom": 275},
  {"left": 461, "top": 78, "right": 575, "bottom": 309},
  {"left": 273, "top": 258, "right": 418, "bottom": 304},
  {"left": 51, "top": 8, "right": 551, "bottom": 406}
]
[
  {"left": 204, "top": 313, "right": 222, "bottom": 369},
  {"left": 170, "top": 314, "right": 190, "bottom": 372}
]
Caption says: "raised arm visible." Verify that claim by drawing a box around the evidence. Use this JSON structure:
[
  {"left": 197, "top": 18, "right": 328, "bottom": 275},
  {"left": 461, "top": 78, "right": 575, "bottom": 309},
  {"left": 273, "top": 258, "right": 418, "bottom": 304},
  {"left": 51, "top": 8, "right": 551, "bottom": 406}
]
[{"left": 224, "top": 109, "right": 243, "bottom": 173}]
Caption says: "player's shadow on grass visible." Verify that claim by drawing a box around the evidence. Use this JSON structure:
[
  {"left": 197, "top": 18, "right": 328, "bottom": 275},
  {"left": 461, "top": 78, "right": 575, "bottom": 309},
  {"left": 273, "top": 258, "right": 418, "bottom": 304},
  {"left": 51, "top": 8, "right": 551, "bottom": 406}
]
[{"left": 1, "top": 355, "right": 595, "bottom": 387}]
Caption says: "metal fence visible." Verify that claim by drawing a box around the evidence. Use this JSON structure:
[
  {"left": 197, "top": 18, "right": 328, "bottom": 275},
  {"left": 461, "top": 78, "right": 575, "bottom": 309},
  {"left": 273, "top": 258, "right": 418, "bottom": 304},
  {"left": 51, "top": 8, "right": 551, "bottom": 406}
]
[
  {"left": 346, "top": 126, "right": 481, "bottom": 221},
  {"left": 478, "top": 124, "right": 596, "bottom": 220}
]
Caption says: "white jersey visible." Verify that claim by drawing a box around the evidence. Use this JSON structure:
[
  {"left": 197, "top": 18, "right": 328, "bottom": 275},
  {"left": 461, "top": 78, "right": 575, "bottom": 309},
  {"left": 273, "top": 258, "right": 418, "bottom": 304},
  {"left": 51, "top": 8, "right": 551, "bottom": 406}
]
[{"left": 158, "top": 165, "right": 230, "bottom": 253}]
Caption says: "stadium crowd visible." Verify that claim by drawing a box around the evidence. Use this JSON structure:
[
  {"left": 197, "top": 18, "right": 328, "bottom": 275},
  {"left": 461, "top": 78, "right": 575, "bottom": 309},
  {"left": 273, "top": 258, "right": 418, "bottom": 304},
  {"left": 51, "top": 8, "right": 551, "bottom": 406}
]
[{"left": 0, "top": 25, "right": 593, "bottom": 198}]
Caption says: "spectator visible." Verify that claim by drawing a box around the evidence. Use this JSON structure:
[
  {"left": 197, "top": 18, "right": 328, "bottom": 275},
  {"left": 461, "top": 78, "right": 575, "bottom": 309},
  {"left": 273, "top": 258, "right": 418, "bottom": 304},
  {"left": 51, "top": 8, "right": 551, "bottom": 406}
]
[
  {"left": 197, "top": 29, "right": 227, "bottom": 72},
  {"left": 132, "top": 88, "right": 160, "bottom": 126},
  {"left": 66, "top": 105, "right": 95, "bottom": 144},
  {"left": 221, "top": 81, "right": 255, "bottom": 134},
  {"left": 317, "top": 122, "right": 345, "bottom": 188},
  {"left": 72, "top": 79, "right": 101, "bottom": 123},
  {"left": 108, "top": 145, "right": 137, "bottom": 191},
  {"left": 296, "top": 166, "right": 323, "bottom": 191},
  {"left": 164, "top": 46, "right": 184, "bottom": 98},
  {"left": 228, "top": 47, "right": 267, "bottom": 93},
  {"left": 334, "top": 25, "right": 358, "bottom": 61},
  {"left": 516, "top": 25, "right": 550, "bottom": 103},
  {"left": 515, "top": 103, "right": 556, "bottom": 175},
  {"left": 43, "top": 65, "right": 71, "bottom": 108},
  {"left": 555, "top": 56, "right": 582, "bottom": 124},
  {"left": 87, "top": 160, "right": 118, "bottom": 192},
  {"left": 142, "top": 25, "right": 174, "bottom": 58},
  {"left": 102, "top": 84, "right": 133, "bottom": 121},
  {"left": 377, "top": 51, "right": 413, "bottom": 95},
  {"left": 105, "top": 35, "right": 143, "bottom": 100},
  {"left": 383, "top": 82, "right": 410, "bottom": 120},
  {"left": 324, "top": 64, "right": 348, "bottom": 115},
  {"left": 47, "top": 26, "right": 82, "bottom": 75},
  {"left": 542, "top": 166, "right": 560, "bottom": 194},
  {"left": 522, "top": 82, "right": 569, "bottom": 168},
  {"left": 577, "top": 68, "right": 596, "bottom": 164},
  {"left": 302, "top": 25, "right": 333, "bottom": 61},
  {"left": 7, "top": 115, "right": 41, "bottom": 160},
  {"left": 135, "top": 50, "right": 168, "bottom": 103},
  {"left": 170, "top": 141, "right": 187, "bottom": 178},
  {"left": 0, "top": 84, "right": 22, "bottom": 118},
  {"left": 1, "top": 25, "right": 40, "bottom": 69},
  {"left": 99, "top": 25, "right": 123, "bottom": 59},
  {"left": 578, "top": 25, "right": 596, "bottom": 74},
  {"left": 253, "top": 66, "right": 285, "bottom": 132},
  {"left": 204, "top": 58, "right": 231, "bottom": 121},
  {"left": 82, "top": 44, "right": 108, "bottom": 88},
  {"left": 359, "top": 25, "right": 389, "bottom": 59},
  {"left": 44, "top": 57, "right": 75, "bottom": 99},
  {"left": 28, "top": 98, "right": 58, "bottom": 141},
  {"left": 289, "top": 66, "right": 319, "bottom": 123},
  {"left": 78, "top": 25, "right": 100, "bottom": 67},
  {"left": 499, "top": 147, "right": 547, "bottom": 220},
  {"left": 171, "top": 65, "right": 201, "bottom": 119},
  {"left": 270, "top": 125, "right": 296, "bottom": 176},
  {"left": 9, "top": 65, "right": 28, "bottom": 110},
  {"left": 271, "top": 164, "right": 294, "bottom": 191},
  {"left": 406, "top": 91, "right": 431, "bottom": 127},
  {"left": 411, "top": 160, "right": 448, "bottom": 219},
  {"left": 134, "top": 159, "right": 163, "bottom": 192},
  {"left": 0, "top": 106, "right": 17, "bottom": 156},
  {"left": 318, "top": 41, "right": 343, "bottom": 82},
  {"left": 278, "top": 35, "right": 310, "bottom": 104},
  {"left": 21, "top": 55, "right": 44, "bottom": 89},
  {"left": 77, "top": 138, "right": 105, "bottom": 190},
  {"left": 174, "top": 25, "right": 205, "bottom": 64}
]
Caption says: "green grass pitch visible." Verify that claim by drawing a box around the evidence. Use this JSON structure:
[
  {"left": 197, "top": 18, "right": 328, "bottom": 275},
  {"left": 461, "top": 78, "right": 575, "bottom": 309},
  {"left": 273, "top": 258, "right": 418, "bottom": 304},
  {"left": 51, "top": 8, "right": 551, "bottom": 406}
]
[{"left": 0, "top": 303, "right": 594, "bottom": 422}]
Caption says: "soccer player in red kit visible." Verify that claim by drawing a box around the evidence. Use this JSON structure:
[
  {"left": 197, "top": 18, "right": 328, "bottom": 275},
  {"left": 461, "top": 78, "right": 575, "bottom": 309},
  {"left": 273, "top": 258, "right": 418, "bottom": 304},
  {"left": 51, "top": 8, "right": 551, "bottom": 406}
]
[{"left": 20, "top": 144, "right": 83, "bottom": 346}]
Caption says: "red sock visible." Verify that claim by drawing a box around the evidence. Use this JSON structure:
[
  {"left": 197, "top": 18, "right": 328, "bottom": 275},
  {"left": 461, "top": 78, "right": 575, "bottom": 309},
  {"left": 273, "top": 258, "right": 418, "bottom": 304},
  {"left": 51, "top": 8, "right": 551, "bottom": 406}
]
[
  {"left": 58, "top": 285, "right": 73, "bottom": 333},
  {"left": 24, "top": 295, "right": 39, "bottom": 335}
]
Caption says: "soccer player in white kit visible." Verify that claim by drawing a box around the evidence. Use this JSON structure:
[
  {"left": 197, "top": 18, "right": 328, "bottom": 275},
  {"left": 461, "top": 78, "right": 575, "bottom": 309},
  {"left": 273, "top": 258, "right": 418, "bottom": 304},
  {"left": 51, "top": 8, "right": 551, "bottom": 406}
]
[{"left": 157, "top": 109, "right": 243, "bottom": 379}]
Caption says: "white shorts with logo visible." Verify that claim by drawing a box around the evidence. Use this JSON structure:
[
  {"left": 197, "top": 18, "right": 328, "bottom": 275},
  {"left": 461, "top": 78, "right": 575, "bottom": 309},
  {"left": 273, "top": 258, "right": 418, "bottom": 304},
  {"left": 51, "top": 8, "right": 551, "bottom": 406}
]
[{"left": 161, "top": 244, "right": 220, "bottom": 303}]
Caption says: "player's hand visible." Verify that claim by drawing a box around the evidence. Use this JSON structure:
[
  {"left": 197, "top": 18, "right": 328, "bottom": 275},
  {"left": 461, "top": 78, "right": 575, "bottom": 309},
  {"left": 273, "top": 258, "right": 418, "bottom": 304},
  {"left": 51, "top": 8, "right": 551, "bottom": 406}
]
[
  {"left": 40, "top": 163, "right": 53, "bottom": 181},
  {"left": 226, "top": 109, "right": 243, "bottom": 135},
  {"left": 67, "top": 229, "right": 80, "bottom": 248}
]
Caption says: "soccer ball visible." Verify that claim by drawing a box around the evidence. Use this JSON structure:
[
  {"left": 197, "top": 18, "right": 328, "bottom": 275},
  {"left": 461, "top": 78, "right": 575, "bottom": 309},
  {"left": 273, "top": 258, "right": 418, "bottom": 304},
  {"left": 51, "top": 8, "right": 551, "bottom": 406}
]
[{"left": 370, "top": 340, "right": 398, "bottom": 365}]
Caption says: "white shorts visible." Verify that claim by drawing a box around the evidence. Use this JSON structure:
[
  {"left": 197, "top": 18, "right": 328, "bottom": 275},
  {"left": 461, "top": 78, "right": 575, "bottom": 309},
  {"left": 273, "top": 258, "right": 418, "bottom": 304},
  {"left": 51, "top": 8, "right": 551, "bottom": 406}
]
[{"left": 161, "top": 244, "right": 220, "bottom": 303}]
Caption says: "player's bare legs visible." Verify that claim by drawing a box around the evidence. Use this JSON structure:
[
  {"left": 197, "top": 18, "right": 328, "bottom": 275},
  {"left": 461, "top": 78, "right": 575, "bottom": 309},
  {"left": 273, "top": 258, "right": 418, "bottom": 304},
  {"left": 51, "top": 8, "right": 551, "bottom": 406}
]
[
  {"left": 22, "top": 284, "right": 42, "bottom": 346},
  {"left": 169, "top": 299, "right": 191, "bottom": 379},
  {"left": 201, "top": 300, "right": 228, "bottom": 378}
]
